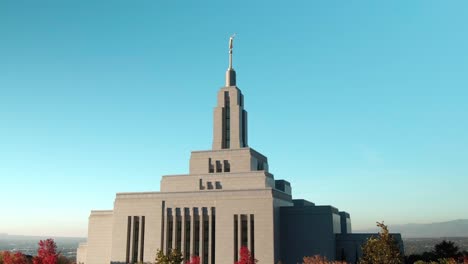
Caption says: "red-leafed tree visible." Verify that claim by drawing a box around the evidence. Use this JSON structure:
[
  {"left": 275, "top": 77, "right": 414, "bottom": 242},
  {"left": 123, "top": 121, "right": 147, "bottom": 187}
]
[
  {"left": 2, "top": 251, "right": 29, "bottom": 264},
  {"left": 235, "top": 247, "right": 257, "bottom": 264},
  {"left": 186, "top": 255, "right": 200, "bottom": 264},
  {"left": 33, "top": 239, "right": 58, "bottom": 264}
]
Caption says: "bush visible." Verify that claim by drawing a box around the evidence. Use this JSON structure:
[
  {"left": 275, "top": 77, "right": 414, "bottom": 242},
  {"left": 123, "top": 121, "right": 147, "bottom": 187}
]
[
  {"left": 303, "top": 255, "right": 347, "bottom": 264},
  {"left": 359, "top": 222, "right": 402, "bottom": 264}
]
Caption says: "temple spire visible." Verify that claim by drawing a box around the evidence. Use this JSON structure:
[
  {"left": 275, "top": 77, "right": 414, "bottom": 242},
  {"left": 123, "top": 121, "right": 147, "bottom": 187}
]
[
  {"left": 225, "top": 34, "right": 236, "bottom": 86},
  {"left": 228, "top": 34, "right": 235, "bottom": 70}
]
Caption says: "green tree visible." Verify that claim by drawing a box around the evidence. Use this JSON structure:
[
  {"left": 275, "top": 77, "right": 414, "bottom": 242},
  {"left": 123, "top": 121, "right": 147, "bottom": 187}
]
[
  {"left": 155, "top": 249, "right": 184, "bottom": 264},
  {"left": 303, "top": 255, "right": 347, "bottom": 264},
  {"left": 433, "top": 240, "right": 459, "bottom": 259},
  {"left": 359, "top": 221, "right": 402, "bottom": 264},
  {"left": 57, "top": 255, "right": 72, "bottom": 264},
  {"left": 413, "top": 259, "right": 457, "bottom": 264}
]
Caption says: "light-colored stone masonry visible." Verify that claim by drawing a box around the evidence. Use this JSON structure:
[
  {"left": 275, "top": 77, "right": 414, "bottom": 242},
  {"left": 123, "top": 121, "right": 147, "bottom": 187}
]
[{"left": 76, "top": 39, "right": 386, "bottom": 264}]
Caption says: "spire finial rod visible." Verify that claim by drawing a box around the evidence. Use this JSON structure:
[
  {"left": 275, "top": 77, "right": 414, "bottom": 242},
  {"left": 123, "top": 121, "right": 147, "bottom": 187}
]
[{"left": 228, "top": 33, "right": 236, "bottom": 70}]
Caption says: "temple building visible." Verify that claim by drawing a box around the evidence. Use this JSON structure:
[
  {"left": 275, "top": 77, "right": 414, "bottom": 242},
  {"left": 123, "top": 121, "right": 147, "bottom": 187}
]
[{"left": 76, "top": 37, "right": 402, "bottom": 264}]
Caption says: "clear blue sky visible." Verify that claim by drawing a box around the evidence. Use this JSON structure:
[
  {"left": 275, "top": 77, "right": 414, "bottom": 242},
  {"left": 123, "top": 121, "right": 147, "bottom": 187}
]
[{"left": 1, "top": 0, "right": 467, "bottom": 237}]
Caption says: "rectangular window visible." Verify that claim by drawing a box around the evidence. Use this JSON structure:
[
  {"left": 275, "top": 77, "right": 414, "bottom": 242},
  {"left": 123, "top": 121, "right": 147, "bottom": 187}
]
[
  {"left": 185, "top": 208, "right": 191, "bottom": 260},
  {"left": 250, "top": 214, "right": 255, "bottom": 258},
  {"left": 224, "top": 91, "right": 231, "bottom": 149},
  {"left": 216, "top": 160, "right": 222, "bottom": 173},
  {"left": 211, "top": 208, "right": 216, "bottom": 264},
  {"left": 242, "top": 111, "right": 247, "bottom": 147},
  {"left": 132, "top": 216, "right": 140, "bottom": 262},
  {"left": 199, "top": 179, "right": 205, "bottom": 190},
  {"left": 126, "top": 216, "right": 131, "bottom": 263},
  {"left": 223, "top": 160, "right": 230, "bottom": 172},
  {"left": 203, "top": 209, "right": 209, "bottom": 264},
  {"left": 241, "top": 215, "right": 248, "bottom": 247},
  {"left": 194, "top": 209, "right": 200, "bottom": 256},
  {"left": 161, "top": 201, "right": 166, "bottom": 250},
  {"left": 257, "top": 161, "right": 264, "bottom": 171},
  {"left": 140, "top": 216, "right": 145, "bottom": 262},
  {"left": 208, "top": 158, "right": 214, "bottom": 173},
  {"left": 234, "top": 215, "right": 238, "bottom": 262},
  {"left": 176, "top": 209, "right": 182, "bottom": 250},
  {"left": 224, "top": 91, "right": 230, "bottom": 107}
]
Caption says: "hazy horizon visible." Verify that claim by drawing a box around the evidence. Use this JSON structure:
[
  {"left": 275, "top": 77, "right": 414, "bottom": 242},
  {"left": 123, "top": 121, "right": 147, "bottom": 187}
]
[
  {"left": 2, "top": 218, "right": 468, "bottom": 238},
  {"left": 1, "top": 0, "right": 467, "bottom": 237}
]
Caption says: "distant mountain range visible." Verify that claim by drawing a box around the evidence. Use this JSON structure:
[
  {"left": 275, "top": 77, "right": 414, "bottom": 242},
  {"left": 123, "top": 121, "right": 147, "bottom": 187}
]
[
  {"left": 355, "top": 219, "right": 468, "bottom": 238},
  {"left": 2, "top": 219, "right": 468, "bottom": 240}
]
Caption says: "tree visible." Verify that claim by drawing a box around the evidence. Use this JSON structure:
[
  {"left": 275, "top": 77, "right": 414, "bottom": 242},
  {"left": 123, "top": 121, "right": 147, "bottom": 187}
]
[
  {"left": 56, "top": 255, "right": 72, "bottom": 264},
  {"left": 185, "top": 255, "right": 200, "bottom": 264},
  {"left": 433, "top": 240, "right": 459, "bottom": 259},
  {"left": 155, "top": 249, "right": 184, "bottom": 264},
  {"left": 406, "top": 240, "right": 464, "bottom": 263},
  {"left": 303, "top": 255, "right": 347, "bottom": 264},
  {"left": 235, "top": 246, "right": 257, "bottom": 264},
  {"left": 413, "top": 259, "right": 457, "bottom": 264},
  {"left": 359, "top": 221, "right": 402, "bottom": 264},
  {"left": 33, "top": 239, "right": 58, "bottom": 264},
  {"left": 2, "top": 251, "right": 29, "bottom": 264}
]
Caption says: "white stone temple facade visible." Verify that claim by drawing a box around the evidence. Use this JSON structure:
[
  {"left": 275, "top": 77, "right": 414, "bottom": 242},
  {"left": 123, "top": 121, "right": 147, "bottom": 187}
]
[{"left": 76, "top": 38, "right": 402, "bottom": 264}]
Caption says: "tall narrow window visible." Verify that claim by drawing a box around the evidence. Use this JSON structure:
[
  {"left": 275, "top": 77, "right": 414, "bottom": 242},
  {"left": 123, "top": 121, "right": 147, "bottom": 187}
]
[
  {"left": 216, "top": 160, "right": 222, "bottom": 173},
  {"left": 203, "top": 208, "right": 209, "bottom": 264},
  {"left": 140, "top": 216, "right": 145, "bottom": 262},
  {"left": 224, "top": 91, "right": 230, "bottom": 149},
  {"left": 132, "top": 216, "right": 140, "bottom": 262},
  {"left": 224, "top": 160, "right": 230, "bottom": 172},
  {"left": 234, "top": 215, "right": 238, "bottom": 262},
  {"left": 161, "top": 201, "right": 166, "bottom": 250},
  {"left": 185, "top": 208, "right": 191, "bottom": 260},
  {"left": 241, "top": 215, "right": 248, "bottom": 247},
  {"left": 208, "top": 158, "right": 214, "bottom": 173},
  {"left": 194, "top": 209, "right": 200, "bottom": 256},
  {"left": 211, "top": 208, "right": 216, "bottom": 264},
  {"left": 176, "top": 209, "right": 182, "bottom": 250},
  {"left": 250, "top": 214, "right": 255, "bottom": 258},
  {"left": 242, "top": 111, "right": 247, "bottom": 147},
  {"left": 126, "top": 216, "right": 131, "bottom": 263}
]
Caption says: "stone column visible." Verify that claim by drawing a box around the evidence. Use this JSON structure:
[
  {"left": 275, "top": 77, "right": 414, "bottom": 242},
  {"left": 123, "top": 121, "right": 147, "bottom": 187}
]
[
  {"left": 190, "top": 208, "right": 195, "bottom": 257},
  {"left": 181, "top": 208, "right": 186, "bottom": 258},
  {"left": 172, "top": 209, "right": 177, "bottom": 250},
  {"left": 199, "top": 207, "right": 204, "bottom": 264},
  {"left": 208, "top": 208, "right": 212, "bottom": 264}
]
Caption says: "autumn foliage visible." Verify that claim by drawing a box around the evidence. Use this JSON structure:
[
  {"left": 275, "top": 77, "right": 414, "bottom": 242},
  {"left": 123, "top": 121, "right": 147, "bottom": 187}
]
[
  {"left": 185, "top": 255, "right": 200, "bottom": 264},
  {"left": 0, "top": 239, "right": 73, "bottom": 264},
  {"left": 33, "top": 239, "right": 58, "bottom": 264},
  {"left": 359, "top": 222, "right": 402, "bottom": 264},
  {"left": 1, "top": 251, "right": 29, "bottom": 264},
  {"left": 235, "top": 246, "right": 257, "bottom": 264},
  {"left": 303, "top": 255, "right": 347, "bottom": 264}
]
